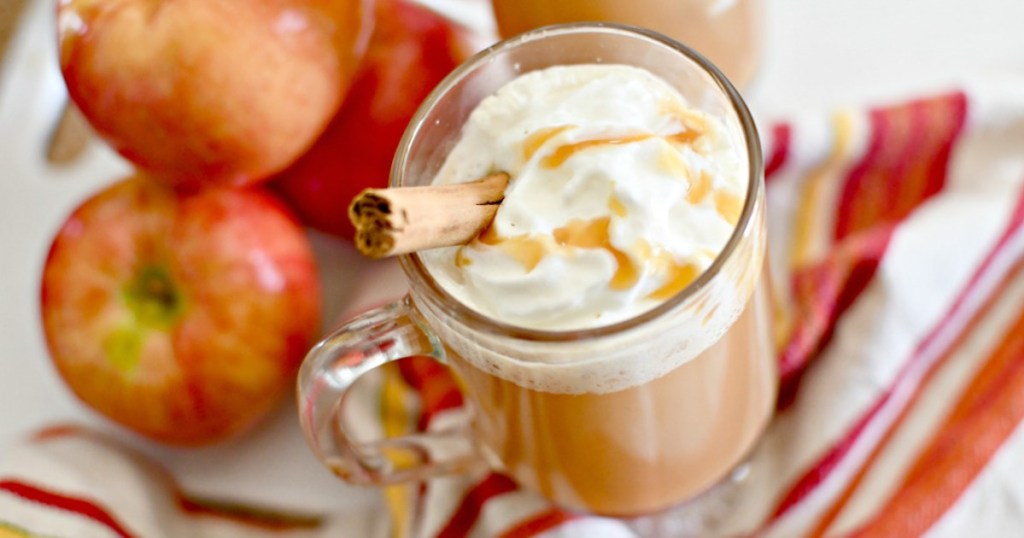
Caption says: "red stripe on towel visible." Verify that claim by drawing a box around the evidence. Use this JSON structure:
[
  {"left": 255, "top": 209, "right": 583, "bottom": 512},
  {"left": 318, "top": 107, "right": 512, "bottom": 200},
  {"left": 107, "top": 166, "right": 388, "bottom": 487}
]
[
  {"left": 436, "top": 473, "right": 519, "bottom": 538},
  {"left": 0, "top": 480, "right": 136, "bottom": 538}
]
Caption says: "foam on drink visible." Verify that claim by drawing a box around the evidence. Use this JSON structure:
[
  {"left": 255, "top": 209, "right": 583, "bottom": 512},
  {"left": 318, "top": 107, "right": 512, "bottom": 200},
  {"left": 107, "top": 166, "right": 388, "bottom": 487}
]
[{"left": 419, "top": 64, "right": 755, "bottom": 394}]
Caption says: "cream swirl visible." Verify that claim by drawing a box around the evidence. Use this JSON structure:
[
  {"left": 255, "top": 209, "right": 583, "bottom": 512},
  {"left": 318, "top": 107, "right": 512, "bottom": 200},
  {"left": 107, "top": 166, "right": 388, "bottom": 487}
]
[{"left": 421, "top": 64, "right": 745, "bottom": 330}]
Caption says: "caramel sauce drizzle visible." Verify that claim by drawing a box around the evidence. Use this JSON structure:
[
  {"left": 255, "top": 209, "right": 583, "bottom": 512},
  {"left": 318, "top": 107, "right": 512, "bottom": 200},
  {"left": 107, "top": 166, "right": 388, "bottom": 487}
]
[
  {"left": 667, "top": 129, "right": 702, "bottom": 146},
  {"left": 523, "top": 125, "right": 574, "bottom": 162},
  {"left": 463, "top": 212, "right": 700, "bottom": 297},
  {"left": 649, "top": 260, "right": 701, "bottom": 301},
  {"left": 608, "top": 194, "right": 628, "bottom": 217},
  {"left": 542, "top": 130, "right": 705, "bottom": 170},
  {"left": 542, "top": 134, "right": 652, "bottom": 169},
  {"left": 662, "top": 99, "right": 710, "bottom": 137},
  {"left": 455, "top": 251, "right": 472, "bottom": 267},
  {"left": 636, "top": 239, "right": 701, "bottom": 301},
  {"left": 687, "top": 171, "right": 713, "bottom": 204},
  {"left": 552, "top": 217, "right": 638, "bottom": 290},
  {"left": 658, "top": 145, "right": 690, "bottom": 179},
  {"left": 465, "top": 216, "right": 639, "bottom": 289},
  {"left": 477, "top": 224, "right": 552, "bottom": 272},
  {"left": 714, "top": 190, "right": 744, "bottom": 225},
  {"left": 456, "top": 108, "right": 731, "bottom": 298}
]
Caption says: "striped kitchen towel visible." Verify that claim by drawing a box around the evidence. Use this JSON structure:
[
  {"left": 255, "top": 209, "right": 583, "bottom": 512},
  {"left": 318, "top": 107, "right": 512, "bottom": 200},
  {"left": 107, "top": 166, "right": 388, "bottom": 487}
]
[
  {"left": 371, "top": 79, "right": 1024, "bottom": 537},
  {"left": 3, "top": 80, "right": 1024, "bottom": 537}
]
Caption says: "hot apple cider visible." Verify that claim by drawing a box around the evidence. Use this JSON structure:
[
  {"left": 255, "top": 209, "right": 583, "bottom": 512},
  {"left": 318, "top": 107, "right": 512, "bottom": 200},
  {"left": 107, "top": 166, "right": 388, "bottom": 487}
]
[
  {"left": 416, "top": 64, "right": 775, "bottom": 515},
  {"left": 299, "top": 24, "right": 774, "bottom": 522}
]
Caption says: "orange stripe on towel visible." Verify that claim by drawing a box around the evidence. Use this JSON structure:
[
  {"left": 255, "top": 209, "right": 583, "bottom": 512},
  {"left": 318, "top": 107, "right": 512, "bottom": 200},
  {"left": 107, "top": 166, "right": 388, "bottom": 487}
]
[
  {"left": 851, "top": 288, "right": 1024, "bottom": 538},
  {"left": 809, "top": 254, "right": 1024, "bottom": 537},
  {"left": 769, "top": 188, "right": 1024, "bottom": 525}
]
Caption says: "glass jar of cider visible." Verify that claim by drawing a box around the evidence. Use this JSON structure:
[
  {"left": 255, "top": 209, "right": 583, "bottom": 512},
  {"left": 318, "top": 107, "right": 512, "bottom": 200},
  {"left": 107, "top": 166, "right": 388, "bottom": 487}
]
[{"left": 490, "top": 0, "right": 763, "bottom": 88}]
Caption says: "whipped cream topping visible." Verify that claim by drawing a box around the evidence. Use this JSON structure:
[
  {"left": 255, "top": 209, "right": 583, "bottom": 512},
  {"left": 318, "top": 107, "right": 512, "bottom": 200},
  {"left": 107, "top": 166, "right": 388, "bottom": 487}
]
[{"left": 421, "top": 64, "right": 745, "bottom": 331}]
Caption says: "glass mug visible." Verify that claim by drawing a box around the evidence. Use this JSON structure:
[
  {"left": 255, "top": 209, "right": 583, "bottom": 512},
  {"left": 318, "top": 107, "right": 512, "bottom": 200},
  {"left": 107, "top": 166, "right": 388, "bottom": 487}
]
[
  {"left": 298, "top": 23, "right": 776, "bottom": 519},
  {"left": 489, "top": 0, "right": 764, "bottom": 88}
]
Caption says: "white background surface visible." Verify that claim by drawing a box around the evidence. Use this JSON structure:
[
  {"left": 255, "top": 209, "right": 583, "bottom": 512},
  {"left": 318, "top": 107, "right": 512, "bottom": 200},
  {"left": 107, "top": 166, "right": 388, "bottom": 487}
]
[{"left": 2, "top": 0, "right": 1023, "bottom": 521}]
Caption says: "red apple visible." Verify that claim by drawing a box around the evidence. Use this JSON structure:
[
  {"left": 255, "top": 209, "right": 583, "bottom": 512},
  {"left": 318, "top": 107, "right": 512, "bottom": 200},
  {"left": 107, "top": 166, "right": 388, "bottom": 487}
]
[
  {"left": 40, "top": 176, "right": 322, "bottom": 445},
  {"left": 57, "top": 0, "right": 374, "bottom": 187},
  {"left": 272, "top": 0, "right": 477, "bottom": 239}
]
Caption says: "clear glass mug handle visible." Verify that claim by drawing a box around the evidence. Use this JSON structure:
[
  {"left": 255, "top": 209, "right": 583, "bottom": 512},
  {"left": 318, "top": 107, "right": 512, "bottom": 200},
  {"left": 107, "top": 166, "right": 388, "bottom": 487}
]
[{"left": 297, "top": 296, "right": 482, "bottom": 485}]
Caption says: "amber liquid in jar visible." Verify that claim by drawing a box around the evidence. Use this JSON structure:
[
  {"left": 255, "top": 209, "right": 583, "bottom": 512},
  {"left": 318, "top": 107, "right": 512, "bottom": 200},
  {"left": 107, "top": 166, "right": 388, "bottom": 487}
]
[
  {"left": 490, "top": 0, "right": 763, "bottom": 88},
  {"left": 447, "top": 281, "right": 775, "bottom": 516}
]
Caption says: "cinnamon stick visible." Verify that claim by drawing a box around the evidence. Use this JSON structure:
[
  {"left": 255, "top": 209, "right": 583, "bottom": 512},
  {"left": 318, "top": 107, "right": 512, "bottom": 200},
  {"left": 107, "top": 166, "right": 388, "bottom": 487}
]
[{"left": 349, "top": 172, "right": 510, "bottom": 258}]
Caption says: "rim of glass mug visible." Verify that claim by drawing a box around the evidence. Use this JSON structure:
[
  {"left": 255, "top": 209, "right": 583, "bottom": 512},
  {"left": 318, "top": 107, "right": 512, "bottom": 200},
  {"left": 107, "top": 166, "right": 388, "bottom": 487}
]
[{"left": 393, "top": 21, "right": 764, "bottom": 342}]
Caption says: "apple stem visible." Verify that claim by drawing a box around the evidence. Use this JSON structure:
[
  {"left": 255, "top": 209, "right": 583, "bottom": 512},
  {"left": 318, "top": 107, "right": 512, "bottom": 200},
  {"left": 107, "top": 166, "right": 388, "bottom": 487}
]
[{"left": 124, "top": 265, "right": 184, "bottom": 329}]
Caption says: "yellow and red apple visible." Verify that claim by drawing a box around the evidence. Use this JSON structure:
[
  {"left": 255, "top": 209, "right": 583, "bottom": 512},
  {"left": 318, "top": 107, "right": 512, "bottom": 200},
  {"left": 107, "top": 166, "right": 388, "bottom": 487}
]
[
  {"left": 57, "top": 0, "right": 373, "bottom": 187},
  {"left": 272, "top": 0, "right": 477, "bottom": 239},
  {"left": 40, "top": 176, "right": 322, "bottom": 445}
]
